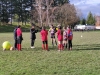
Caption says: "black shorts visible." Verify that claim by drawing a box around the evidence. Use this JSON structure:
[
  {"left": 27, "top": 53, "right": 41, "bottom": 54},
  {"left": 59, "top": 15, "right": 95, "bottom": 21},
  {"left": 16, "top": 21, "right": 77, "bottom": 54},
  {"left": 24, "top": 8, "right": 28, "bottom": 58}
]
[
  {"left": 63, "top": 38, "right": 67, "bottom": 41},
  {"left": 17, "top": 36, "right": 21, "bottom": 44},
  {"left": 42, "top": 41, "right": 48, "bottom": 44},
  {"left": 51, "top": 35, "right": 55, "bottom": 38}
]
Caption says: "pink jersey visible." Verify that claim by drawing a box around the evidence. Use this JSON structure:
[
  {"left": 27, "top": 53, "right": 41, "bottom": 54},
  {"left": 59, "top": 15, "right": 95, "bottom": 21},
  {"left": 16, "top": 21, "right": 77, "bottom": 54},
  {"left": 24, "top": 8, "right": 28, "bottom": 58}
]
[
  {"left": 67, "top": 29, "right": 73, "bottom": 40},
  {"left": 57, "top": 29, "right": 63, "bottom": 41},
  {"left": 40, "top": 30, "right": 48, "bottom": 41},
  {"left": 17, "top": 28, "right": 22, "bottom": 36}
]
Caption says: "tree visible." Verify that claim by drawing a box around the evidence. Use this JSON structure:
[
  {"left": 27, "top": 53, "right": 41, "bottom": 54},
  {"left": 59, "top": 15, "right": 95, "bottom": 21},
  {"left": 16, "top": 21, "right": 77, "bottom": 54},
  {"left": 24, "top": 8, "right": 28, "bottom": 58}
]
[
  {"left": 53, "top": 4, "right": 78, "bottom": 26},
  {"left": 86, "top": 12, "right": 95, "bottom": 25},
  {"left": 0, "top": 0, "right": 10, "bottom": 24},
  {"left": 80, "top": 18, "right": 86, "bottom": 25},
  {"left": 53, "top": 0, "right": 70, "bottom": 6},
  {"left": 31, "top": 0, "right": 70, "bottom": 26}
]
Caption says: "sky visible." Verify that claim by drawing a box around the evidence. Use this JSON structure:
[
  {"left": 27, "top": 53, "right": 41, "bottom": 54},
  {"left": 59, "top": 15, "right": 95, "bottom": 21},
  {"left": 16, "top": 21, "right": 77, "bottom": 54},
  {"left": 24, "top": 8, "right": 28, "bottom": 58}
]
[{"left": 70, "top": 0, "right": 100, "bottom": 18}]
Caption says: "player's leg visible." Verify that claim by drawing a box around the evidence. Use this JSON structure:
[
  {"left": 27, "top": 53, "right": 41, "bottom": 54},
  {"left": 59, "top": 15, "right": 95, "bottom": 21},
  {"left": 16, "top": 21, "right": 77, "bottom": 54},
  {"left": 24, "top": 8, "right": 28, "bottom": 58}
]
[
  {"left": 61, "top": 41, "right": 64, "bottom": 50},
  {"left": 53, "top": 36, "right": 57, "bottom": 46},
  {"left": 70, "top": 40, "right": 72, "bottom": 50},
  {"left": 42, "top": 41, "right": 45, "bottom": 50},
  {"left": 51, "top": 38, "right": 54, "bottom": 47},
  {"left": 45, "top": 41, "right": 48, "bottom": 50},
  {"left": 31, "top": 39, "right": 35, "bottom": 48},
  {"left": 58, "top": 41, "right": 61, "bottom": 51}
]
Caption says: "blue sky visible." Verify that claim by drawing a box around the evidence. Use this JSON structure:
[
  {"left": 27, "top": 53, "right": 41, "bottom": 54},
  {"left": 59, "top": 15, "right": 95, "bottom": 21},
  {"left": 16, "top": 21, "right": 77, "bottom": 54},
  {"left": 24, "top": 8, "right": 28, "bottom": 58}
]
[{"left": 70, "top": 0, "right": 100, "bottom": 18}]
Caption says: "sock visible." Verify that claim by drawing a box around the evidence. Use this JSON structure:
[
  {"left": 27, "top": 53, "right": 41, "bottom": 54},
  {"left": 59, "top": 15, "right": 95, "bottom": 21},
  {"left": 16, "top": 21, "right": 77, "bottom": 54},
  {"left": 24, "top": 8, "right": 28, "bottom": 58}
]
[
  {"left": 58, "top": 44, "right": 61, "bottom": 50},
  {"left": 61, "top": 44, "right": 64, "bottom": 50},
  {"left": 19, "top": 44, "right": 21, "bottom": 51},
  {"left": 58, "top": 44, "right": 59, "bottom": 50},
  {"left": 59, "top": 44, "right": 61, "bottom": 50}
]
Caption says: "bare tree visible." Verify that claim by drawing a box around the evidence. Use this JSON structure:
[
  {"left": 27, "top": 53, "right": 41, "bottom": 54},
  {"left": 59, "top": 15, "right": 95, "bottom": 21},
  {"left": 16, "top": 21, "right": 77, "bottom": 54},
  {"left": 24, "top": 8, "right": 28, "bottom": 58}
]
[
  {"left": 33, "top": 0, "right": 54, "bottom": 26},
  {"left": 33, "top": 0, "right": 43, "bottom": 26},
  {"left": 53, "top": 3, "right": 79, "bottom": 26},
  {"left": 32, "top": 1, "right": 79, "bottom": 27},
  {"left": 45, "top": 0, "right": 54, "bottom": 26}
]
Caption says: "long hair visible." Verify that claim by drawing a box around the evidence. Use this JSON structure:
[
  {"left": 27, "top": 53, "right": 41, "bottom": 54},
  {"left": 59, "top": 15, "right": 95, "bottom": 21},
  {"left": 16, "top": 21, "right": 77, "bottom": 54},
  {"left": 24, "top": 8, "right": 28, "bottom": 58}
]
[
  {"left": 42, "top": 26, "right": 46, "bottom": 30},
  {"left": 17, "top": 25, "right": 21, "bottom": 28}
]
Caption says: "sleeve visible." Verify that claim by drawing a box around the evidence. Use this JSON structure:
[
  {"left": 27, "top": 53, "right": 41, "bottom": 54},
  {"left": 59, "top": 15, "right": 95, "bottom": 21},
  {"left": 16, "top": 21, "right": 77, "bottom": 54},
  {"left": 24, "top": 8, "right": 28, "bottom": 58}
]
[
  {"left": 35, "top": 29, "right": 38, "bottom": 33},
  {"left": 20, "top": 29, "right": 22, "bottom": 35},
  {"left": 21, "top": 34, "right": 23, "bottom": 40},
  {"left": 32, "top": 29, "right": 36, "bottom": 33},
  {"left": 49, "top": 28, "right": 51, "bottom": 32},
  {"left": 67, "top": 29, "right": 70, "bottom": 37},
  {"left": 40, "top": 31, "right": 42, "bottom": 36},
  {"left": 57, "top": 30, "right": 59, "bottom": 37}
]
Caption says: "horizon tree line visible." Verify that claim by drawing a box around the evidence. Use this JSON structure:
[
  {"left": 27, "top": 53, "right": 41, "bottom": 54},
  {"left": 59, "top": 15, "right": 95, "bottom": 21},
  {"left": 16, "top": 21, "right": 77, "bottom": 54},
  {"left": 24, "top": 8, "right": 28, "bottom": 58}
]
[{"left": 0, "top": 0, "right": 96, "bottom": 27}]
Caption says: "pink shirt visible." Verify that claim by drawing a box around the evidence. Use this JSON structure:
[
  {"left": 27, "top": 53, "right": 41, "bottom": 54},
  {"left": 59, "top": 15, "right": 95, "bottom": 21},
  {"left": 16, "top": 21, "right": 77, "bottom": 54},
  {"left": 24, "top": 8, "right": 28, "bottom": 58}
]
[
  {"left": 57, "top": 29, "right": 63, "bottom": 41},
  {"left": 17, "top": 28, "right": 22, "bottom": 36},
  {"left": 40, "top": 30, "right": 48, "bottom": 41},
  {"left": 67, "top": 29, "right": 73, "bottom": 40}
]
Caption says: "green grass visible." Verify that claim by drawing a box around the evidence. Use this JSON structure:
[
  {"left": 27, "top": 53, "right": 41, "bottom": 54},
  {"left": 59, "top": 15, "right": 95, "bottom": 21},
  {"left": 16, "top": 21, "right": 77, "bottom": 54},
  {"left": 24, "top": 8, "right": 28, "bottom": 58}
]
[
  {"left": 0, "top": 22, "right": 32, "bottom": 32},
  {"left": 0, "top": 31, "right": 100, "bottom": 75}
]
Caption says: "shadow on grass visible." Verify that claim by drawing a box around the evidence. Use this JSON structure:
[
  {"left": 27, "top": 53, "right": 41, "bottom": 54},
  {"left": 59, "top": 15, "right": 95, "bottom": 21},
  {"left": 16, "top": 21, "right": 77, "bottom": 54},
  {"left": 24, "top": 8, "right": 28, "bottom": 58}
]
[
  {"left": 73, "top": 44, "right": 100, "bottom": 51},
  {"left": 22, "top": 46, "right": 58, "bottom": 51},
  {"left": 21, "top": 44, "right": 100, "bottom": 51}
]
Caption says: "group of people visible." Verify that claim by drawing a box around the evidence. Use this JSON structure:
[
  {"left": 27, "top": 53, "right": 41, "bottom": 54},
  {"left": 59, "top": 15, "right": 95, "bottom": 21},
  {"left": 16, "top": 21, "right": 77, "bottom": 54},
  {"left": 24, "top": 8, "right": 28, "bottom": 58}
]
[
  {"left": 14, "top": 24, "right": 73, "bottom": 51},
  {"left": 14, "top": 25, "right": 23, "bottom": 51},
  {"left": 48, "top": 25, "right": 73, "bottom": 51}
]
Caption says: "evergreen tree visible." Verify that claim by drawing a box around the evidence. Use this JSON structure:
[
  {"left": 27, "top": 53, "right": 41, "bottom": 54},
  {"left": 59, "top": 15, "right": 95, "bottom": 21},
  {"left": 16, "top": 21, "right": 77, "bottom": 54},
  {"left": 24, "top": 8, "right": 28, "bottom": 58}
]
[
  {"left": 0, "top": 0, "right": 10, "bottom": 23},
  {"left": 53, "top": 0, "right": 70, "bottom": 6},
  {"left": 80, "top": 18, "right": 86, "bottom": 25},
  {"left": 86, "top": 12, "right": 95, "bottom": 25}
]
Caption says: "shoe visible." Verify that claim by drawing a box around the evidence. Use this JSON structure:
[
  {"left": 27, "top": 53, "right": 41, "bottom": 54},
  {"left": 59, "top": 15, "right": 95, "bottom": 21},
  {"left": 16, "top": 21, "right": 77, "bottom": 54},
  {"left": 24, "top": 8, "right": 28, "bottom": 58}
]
[
  {"left": 14, "top": 48, "right": 17, "bottom": 50},
  {"left": 3, "top": 48, "right": 6, "bottom": 51},
  {"left": 58, "top": 50, "right": 61, "bottom": 52},
  {"left": 31, "top": 46, "right": 35, "bottom": 48},
  {"left": 70, "top": 48, "right": 72, "bottom": 50}
]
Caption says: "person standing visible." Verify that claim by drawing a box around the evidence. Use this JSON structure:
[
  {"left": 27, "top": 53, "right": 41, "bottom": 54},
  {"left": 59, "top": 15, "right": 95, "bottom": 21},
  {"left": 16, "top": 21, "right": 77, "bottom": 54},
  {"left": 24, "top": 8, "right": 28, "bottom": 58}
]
[
  {"left": 13, "top": 27, "right": 17, "bottom": 50},
  {"left": 16, "top": 25, "right": 23, "bottom": 51},
  {"left": 30, "top": 25, "right": 38, "bottom": 48},
  {"left": 63, "top": 26, "right": 68, "bottom": 49},
  {"left": 67, "top": 26, "right": 73, "bottom": 50},
  {"left": 40, "top": 26, "right": 48, "bottom": 51},
  {"left": 49, "top": 25, "right": 57, "bottom": 47},
  {"left": 57, "top": 25, "right": 63, "bottom": 51}
]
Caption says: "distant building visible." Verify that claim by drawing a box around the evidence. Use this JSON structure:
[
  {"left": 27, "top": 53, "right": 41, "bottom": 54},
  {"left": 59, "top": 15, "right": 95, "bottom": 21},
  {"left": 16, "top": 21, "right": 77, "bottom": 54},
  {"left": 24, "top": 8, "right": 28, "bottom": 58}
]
[
  {"left": 95, "top": 16, "right": 100, "bottom": 29},
  {"left": 74, "top": 25, "right": 95, "bottom": 31}
]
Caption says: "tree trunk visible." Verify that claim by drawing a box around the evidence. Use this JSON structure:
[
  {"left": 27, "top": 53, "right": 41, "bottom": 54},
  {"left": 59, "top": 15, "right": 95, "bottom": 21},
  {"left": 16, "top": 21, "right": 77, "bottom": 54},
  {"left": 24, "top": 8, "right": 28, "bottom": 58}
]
[
  {"left": 11, "top": 0, "right": 12, "bottom": 25},
  {"left": 38, "top": 0, "right": 42, "bottom": 26},
  {"left": 46, "top": 0, "right": 50, "bottom": 26}
]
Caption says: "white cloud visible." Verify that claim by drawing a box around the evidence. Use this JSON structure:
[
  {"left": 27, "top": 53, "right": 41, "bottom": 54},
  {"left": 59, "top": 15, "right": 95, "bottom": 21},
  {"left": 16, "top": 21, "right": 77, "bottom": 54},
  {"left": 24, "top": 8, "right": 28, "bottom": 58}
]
[
  {"left": 70, "top": 0, "right": 100, "bottom": 5},
  {"left": 70, "top": 0, "right": 100, "bottom": 17},
  {"left": 85, "top": 0, "right": 100, "bottom": 5}
]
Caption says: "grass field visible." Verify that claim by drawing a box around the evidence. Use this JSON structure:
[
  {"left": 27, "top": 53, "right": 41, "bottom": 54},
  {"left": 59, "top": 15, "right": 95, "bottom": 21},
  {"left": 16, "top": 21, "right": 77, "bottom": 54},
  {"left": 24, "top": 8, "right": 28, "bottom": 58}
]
[{"left": 0, "top": 31, "right": 100, "bottom": 75}]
